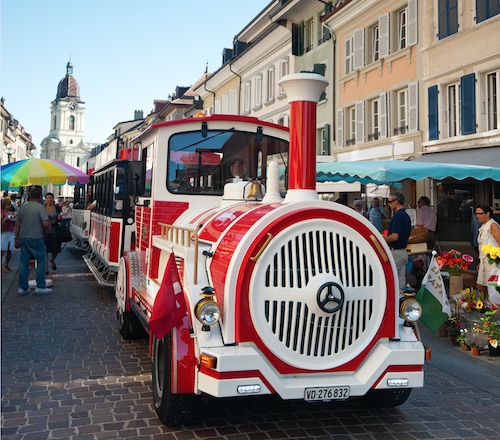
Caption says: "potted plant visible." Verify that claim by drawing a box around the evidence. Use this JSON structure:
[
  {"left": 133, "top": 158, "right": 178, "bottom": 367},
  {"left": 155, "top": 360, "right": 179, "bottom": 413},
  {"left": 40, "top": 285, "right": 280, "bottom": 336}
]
[
  {"left": 435, "top": 249, "right": 474, "bottom": 297},
  {"left": 479, "top": 310, "right": 500, "bottom": 356},
  {"left": 448, "top": 317, "right": 461, "bottom": 346},
  {"left": 464, "top": 331, "right": 489, "bottom": 356},
  {"left": 457, "top": 287, "right": 499, "bottom": 331},
  {"left": 456, "top": 328, "right": 469, "bottom": 351}
]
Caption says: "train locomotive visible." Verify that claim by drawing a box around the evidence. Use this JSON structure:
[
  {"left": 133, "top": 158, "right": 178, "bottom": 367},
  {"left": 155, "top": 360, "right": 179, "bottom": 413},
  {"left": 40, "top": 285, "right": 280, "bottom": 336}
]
[{"left": 109, "top": 73, "right": 425, "bottom": 425}]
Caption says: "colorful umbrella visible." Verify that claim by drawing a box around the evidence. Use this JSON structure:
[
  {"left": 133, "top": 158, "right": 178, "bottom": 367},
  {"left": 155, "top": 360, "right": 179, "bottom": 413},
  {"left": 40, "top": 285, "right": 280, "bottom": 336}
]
[{"left": 1, "top": 158, "right": 90, "bottom": 191}]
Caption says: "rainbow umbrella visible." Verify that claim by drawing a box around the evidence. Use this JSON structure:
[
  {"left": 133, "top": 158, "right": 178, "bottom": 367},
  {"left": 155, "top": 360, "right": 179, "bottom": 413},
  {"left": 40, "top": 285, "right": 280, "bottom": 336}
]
[{"left": 1, "top": 158, "right": 90, "bottom": 191}]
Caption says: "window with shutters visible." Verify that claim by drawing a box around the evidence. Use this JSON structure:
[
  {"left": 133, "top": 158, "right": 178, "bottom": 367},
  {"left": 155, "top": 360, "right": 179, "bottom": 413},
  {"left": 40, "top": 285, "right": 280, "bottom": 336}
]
[
  {"left": 355, "top": 101, "right": 365, "bottom": 145},
  {"left": 393, "top": 88, "right": 409, "bottom": 135},
  {"left": 254, "top": 75, "right": 262, "bottom": 109},
  {"left": 214, "top": 99, "right": 221, "bottom": 114},
  {"left": 476, "top": 0, "right": 500, "bottom": 23},
  {"left": 486, "top": 71, "right": 499, "bottom": 130},
  {"left": 292, "top": 23, "right": 304, "bottom": 56},
  {"left": 318, "top": 124, "right": 330, "bottom": 155},
  {"left": 277, "top": 114, "right": 289, "bottom": 127},
  {"left": 460, "top": 73, "right": 476, "bottom": 135},
  {"left": 302, "top": 18, "right": 315, "bottom": 53},
  {"left": 368, "top": 23, "right": 380, "bottom": 63},
  {"left": 438, "top": 0, "right": 459, "bottom": 39},
  {"left": 379, "top": 92, "right": 390, "bottom": 139},
  {"left": 353, "top": 29, "right": 365, "bottom": 70},
  {"left": 398, "top": 8, "right": 407, "bottom": 49},
  {"left": 346, "top": 106, "right": 356, "bottom": 146},
  {"left": 244, "top": 81, "right": 251, "bottom": 113},
  {"left": 344, "top": 35, "right": 354, "bottom": 75},
  {"left": 266, "top": 67, "right": 275, "bottom": 103},
  {"left": 367, "top": 98, "right": 380, "bottom": 141},
  {"left": 392, "top": 1, "right": 417, "bottom": 49},
  {"left": 446, "top": 83, "right": 460, "bottom": 137},
  {"left": 337, "top": 108, "right": 344, "bottom": 148},
  {"left": 278, "top": 58, "right": 289, "bottom": 97},
  {"left": 428, "top": 85, "right": 439, "bottom": 141}
]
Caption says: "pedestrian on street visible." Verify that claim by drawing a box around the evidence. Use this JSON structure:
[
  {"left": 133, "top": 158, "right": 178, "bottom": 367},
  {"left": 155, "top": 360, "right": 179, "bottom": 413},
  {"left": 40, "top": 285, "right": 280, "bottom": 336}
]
[
  {"left": 14, "top": 186, "right": 52, "bottom": 295},
  {"left": 43, "top": 192, "right": 62, "bottom": 274},
  {"left": 61, "top": 200, "right": 72, "bottom": 228},
  {"left": 1, "top": 199, "right": 16, "bottom": 272},
  {"left": 353, "top": 199, "right": 367, "bottom": 217},
  {"left": 475, "top": 203, "right": 500, "bottom": 298},
  {"left": 416, "top": 196, "right": 437, "bottom": 249},
  {"left": 384, "top": 192, "right": 412, "bottom": 292},
  {"left": 368, "top": 197, "right": 386, "bottom": 232}
]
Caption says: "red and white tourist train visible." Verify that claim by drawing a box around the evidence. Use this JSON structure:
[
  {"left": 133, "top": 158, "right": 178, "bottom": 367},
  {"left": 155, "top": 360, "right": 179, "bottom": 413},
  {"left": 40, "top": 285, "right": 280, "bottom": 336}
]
[{"left": 86, "top": 73, "right": 425, "bottom": 425}]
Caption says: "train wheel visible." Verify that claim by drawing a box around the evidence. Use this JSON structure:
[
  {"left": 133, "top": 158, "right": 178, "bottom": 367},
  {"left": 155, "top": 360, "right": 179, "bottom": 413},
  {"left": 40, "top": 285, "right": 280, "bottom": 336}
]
[
  {"left": 152, "top": 334, "right": 196, "bottom": 425},
  {"left": 116, "top": 256, "right": 144, "bottom": 340},
  {"left": 361, "top": 388, "right": 412, "bottom": 408}
]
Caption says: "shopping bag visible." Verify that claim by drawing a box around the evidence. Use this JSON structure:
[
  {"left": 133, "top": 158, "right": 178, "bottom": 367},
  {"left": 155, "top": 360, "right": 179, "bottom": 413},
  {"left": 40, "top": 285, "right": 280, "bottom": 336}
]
[
  {"left": 487, "top": 265, "right": 500, "bottom": 306},
  {"left": 57, "top": 224, "right": 72, "bottom": 243}
]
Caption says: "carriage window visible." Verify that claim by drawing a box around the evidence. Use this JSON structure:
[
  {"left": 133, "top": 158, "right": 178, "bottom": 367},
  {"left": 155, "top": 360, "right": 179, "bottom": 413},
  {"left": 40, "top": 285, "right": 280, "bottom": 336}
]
[{"left": 167, "top": 129, "right": 289, "bottom": 195}]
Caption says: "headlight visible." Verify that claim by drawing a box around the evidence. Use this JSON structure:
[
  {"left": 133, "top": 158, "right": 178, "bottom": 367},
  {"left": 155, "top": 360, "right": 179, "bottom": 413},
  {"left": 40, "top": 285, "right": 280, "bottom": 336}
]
[
  {"left": 399, "top": 298, "right": 422, "bottom": 322},
  {"left": 195, "top": 297, "right": 220, "bottom": 326}
]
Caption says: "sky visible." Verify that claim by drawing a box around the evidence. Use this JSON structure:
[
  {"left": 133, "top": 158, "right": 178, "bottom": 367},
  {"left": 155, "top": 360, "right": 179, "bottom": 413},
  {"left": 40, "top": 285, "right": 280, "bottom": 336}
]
[{"left": 1, "top": 0, "right": 271, "bottom": 151}]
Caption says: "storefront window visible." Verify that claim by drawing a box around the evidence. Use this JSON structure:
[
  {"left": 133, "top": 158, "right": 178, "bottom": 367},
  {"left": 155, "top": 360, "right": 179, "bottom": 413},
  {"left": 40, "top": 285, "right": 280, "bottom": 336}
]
[{"left": 436, "top": 183, "right": 475, "bottom": 242}]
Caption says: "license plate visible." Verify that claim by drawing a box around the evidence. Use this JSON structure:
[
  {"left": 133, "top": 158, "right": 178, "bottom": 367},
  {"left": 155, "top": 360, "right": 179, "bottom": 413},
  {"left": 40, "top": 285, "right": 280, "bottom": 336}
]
[{"left": 304, "top": 386, "right": 350, "bottom": 401}]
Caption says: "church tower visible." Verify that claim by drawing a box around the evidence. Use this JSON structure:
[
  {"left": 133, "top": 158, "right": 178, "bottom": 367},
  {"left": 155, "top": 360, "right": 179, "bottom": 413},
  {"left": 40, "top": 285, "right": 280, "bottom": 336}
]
[{"left": 41, "top": 60, "right": 90, "bottom": 198}]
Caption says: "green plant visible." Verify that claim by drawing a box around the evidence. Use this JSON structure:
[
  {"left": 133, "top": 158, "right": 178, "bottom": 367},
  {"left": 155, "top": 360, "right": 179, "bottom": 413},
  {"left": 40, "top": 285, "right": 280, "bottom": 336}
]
[
  {"left": 457, "top": 328, "right": 468, "bottom": 344},
  {"left": 464, "top": 330, "right": 489, "bottom": 349},
  {"left": 448, "top": 317, "right": 461, "bottom": 336},
  {"left": 479, "top": 310, "right": 500, "bottom": 348}
]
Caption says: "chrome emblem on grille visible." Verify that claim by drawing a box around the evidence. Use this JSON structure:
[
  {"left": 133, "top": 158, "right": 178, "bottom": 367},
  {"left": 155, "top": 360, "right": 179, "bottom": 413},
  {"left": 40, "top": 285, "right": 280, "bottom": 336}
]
[{"left": 317, "top": 282, "right": 344, "bottom": 313}]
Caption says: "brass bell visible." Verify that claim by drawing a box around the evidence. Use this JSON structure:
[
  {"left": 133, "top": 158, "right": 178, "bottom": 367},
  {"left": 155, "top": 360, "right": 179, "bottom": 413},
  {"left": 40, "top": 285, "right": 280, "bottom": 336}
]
[{"left": 246, "top": 179, "right": 264, "bottom": 200}]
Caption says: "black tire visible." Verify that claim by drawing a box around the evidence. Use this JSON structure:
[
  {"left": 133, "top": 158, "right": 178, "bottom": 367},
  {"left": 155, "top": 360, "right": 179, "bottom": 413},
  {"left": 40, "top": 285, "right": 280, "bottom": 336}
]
[
  {"left": 118, "top": 309, "right": 146, "bottom": 340},
  {"left": 361, "top": 388, "right": 412, "bottom": 408},
  {"left": 116, "top": 257, "right": 146, "bottom": 340},
  {"left": 152, "top": 334, "right": 197, "bottom": 425}
]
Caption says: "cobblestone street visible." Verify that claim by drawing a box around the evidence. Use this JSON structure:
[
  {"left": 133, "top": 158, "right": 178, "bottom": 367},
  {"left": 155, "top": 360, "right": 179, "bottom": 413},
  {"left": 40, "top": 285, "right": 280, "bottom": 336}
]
[{"left": 2, "top": 246, "right": 500, "bottom": 439}]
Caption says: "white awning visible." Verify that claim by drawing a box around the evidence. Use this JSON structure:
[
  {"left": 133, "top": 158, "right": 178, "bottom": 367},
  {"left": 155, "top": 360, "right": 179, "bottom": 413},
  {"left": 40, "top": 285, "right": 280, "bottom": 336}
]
[{"left": 316, "top": 181, "right": 361, "bottom": 193}]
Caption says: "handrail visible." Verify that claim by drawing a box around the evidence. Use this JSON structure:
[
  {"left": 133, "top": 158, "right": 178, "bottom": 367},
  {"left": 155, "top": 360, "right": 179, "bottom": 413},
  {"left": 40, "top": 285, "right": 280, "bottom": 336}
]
[{"left": 158, "top": 223, "right": 199, "bottom": 284}]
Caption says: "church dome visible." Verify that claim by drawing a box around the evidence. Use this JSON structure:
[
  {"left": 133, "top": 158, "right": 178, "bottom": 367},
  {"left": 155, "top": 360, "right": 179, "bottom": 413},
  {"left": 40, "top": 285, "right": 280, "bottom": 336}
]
[{"left": 56, "top": 60, "right": 80, "bottom": 100}]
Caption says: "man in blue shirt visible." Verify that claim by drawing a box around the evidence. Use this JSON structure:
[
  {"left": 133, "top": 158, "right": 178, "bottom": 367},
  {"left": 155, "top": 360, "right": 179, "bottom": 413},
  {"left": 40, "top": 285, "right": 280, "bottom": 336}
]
[
  {"left": 384, "top": 192, "right": 412, "bottom": 292},
  {"left": 368, "top": 197, "right": 385, "bottom": 232}
]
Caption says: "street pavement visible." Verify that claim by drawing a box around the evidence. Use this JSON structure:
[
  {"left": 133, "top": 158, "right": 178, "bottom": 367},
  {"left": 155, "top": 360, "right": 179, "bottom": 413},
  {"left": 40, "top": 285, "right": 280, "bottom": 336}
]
[{"left": 2, "top": 245, "right": 500, "bottom": 439}]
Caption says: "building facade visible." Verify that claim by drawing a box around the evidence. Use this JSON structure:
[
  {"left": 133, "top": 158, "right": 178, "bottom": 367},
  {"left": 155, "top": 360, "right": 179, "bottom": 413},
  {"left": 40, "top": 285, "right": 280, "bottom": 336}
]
[{"left": 1, "top": 98, "right": 35, "bottom": 167}]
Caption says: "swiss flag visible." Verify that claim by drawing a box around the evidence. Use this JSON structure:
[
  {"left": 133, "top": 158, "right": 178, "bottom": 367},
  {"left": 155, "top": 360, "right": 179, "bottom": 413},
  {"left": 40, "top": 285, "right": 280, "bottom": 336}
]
[{"left": 149, "top": 253, "right": 187, "bottom": 339}]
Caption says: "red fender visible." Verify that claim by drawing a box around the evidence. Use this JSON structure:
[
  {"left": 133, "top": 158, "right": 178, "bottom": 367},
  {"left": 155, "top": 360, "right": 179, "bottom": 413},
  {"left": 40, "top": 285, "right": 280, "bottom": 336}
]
[{"left": 149, "top": 314, "right": 197, "bottom": 394}]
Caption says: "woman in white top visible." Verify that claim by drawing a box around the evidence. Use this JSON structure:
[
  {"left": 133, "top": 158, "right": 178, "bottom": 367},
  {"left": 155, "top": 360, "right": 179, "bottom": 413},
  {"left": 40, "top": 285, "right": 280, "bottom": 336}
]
[
  {"left": 475, "top": 203, "right": 500, "bottom": 296},
  {"left": 61, "top": 200, "right": 72, "bottom": 228}
]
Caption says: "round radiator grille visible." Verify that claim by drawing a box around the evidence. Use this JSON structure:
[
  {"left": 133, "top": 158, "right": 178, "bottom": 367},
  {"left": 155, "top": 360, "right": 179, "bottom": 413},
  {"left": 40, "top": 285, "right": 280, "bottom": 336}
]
[{"left": 250, "top": 219, "right": 388, "bottom": 370}]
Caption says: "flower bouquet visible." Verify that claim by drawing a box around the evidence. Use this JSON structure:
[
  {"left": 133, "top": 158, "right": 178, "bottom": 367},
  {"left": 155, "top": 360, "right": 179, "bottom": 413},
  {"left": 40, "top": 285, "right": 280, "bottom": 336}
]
[
  {"left": 458, "top": 287, "right": 498, "bottom": 313},
  {"left": 481, "top": 245, "right": 500, "bottom": 298},
  {"left": 481, "top": 244, "right": 500, "bottom": 265},
  {"left": 435, "top": 249, "right": 473, "bottom": 276}
]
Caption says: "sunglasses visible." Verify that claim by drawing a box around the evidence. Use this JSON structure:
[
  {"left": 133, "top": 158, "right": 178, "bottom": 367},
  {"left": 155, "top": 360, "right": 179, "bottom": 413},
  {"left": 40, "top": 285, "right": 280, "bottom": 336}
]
[
  {"left": 475, "top": 212, "right": 486, "bottom": 215},
  {"left": 387, "top": 199, "right": 396, "bottom": 204}
]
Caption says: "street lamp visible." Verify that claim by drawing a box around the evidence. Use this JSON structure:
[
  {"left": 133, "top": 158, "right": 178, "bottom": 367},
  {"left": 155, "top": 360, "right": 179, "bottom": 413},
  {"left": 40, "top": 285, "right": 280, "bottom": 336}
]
[{"left": 5, "top": 145, "right": 15, "bottom": 163}]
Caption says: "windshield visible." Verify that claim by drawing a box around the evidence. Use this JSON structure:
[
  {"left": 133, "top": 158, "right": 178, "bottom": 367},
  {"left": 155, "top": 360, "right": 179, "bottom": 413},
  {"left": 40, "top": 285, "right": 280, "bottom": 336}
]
[{"left": 167, "top": 129, "right": 288, "bottom": 196}]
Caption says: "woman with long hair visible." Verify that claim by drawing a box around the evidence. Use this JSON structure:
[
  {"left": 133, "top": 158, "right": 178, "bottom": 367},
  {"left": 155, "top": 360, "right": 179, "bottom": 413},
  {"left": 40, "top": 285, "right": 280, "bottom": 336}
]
[
  {"left": 475, "top": 203, "right": 500, "bottom": 296},
  {"left": 43, "top": 193, "right": 62, "bottom": 274}
]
